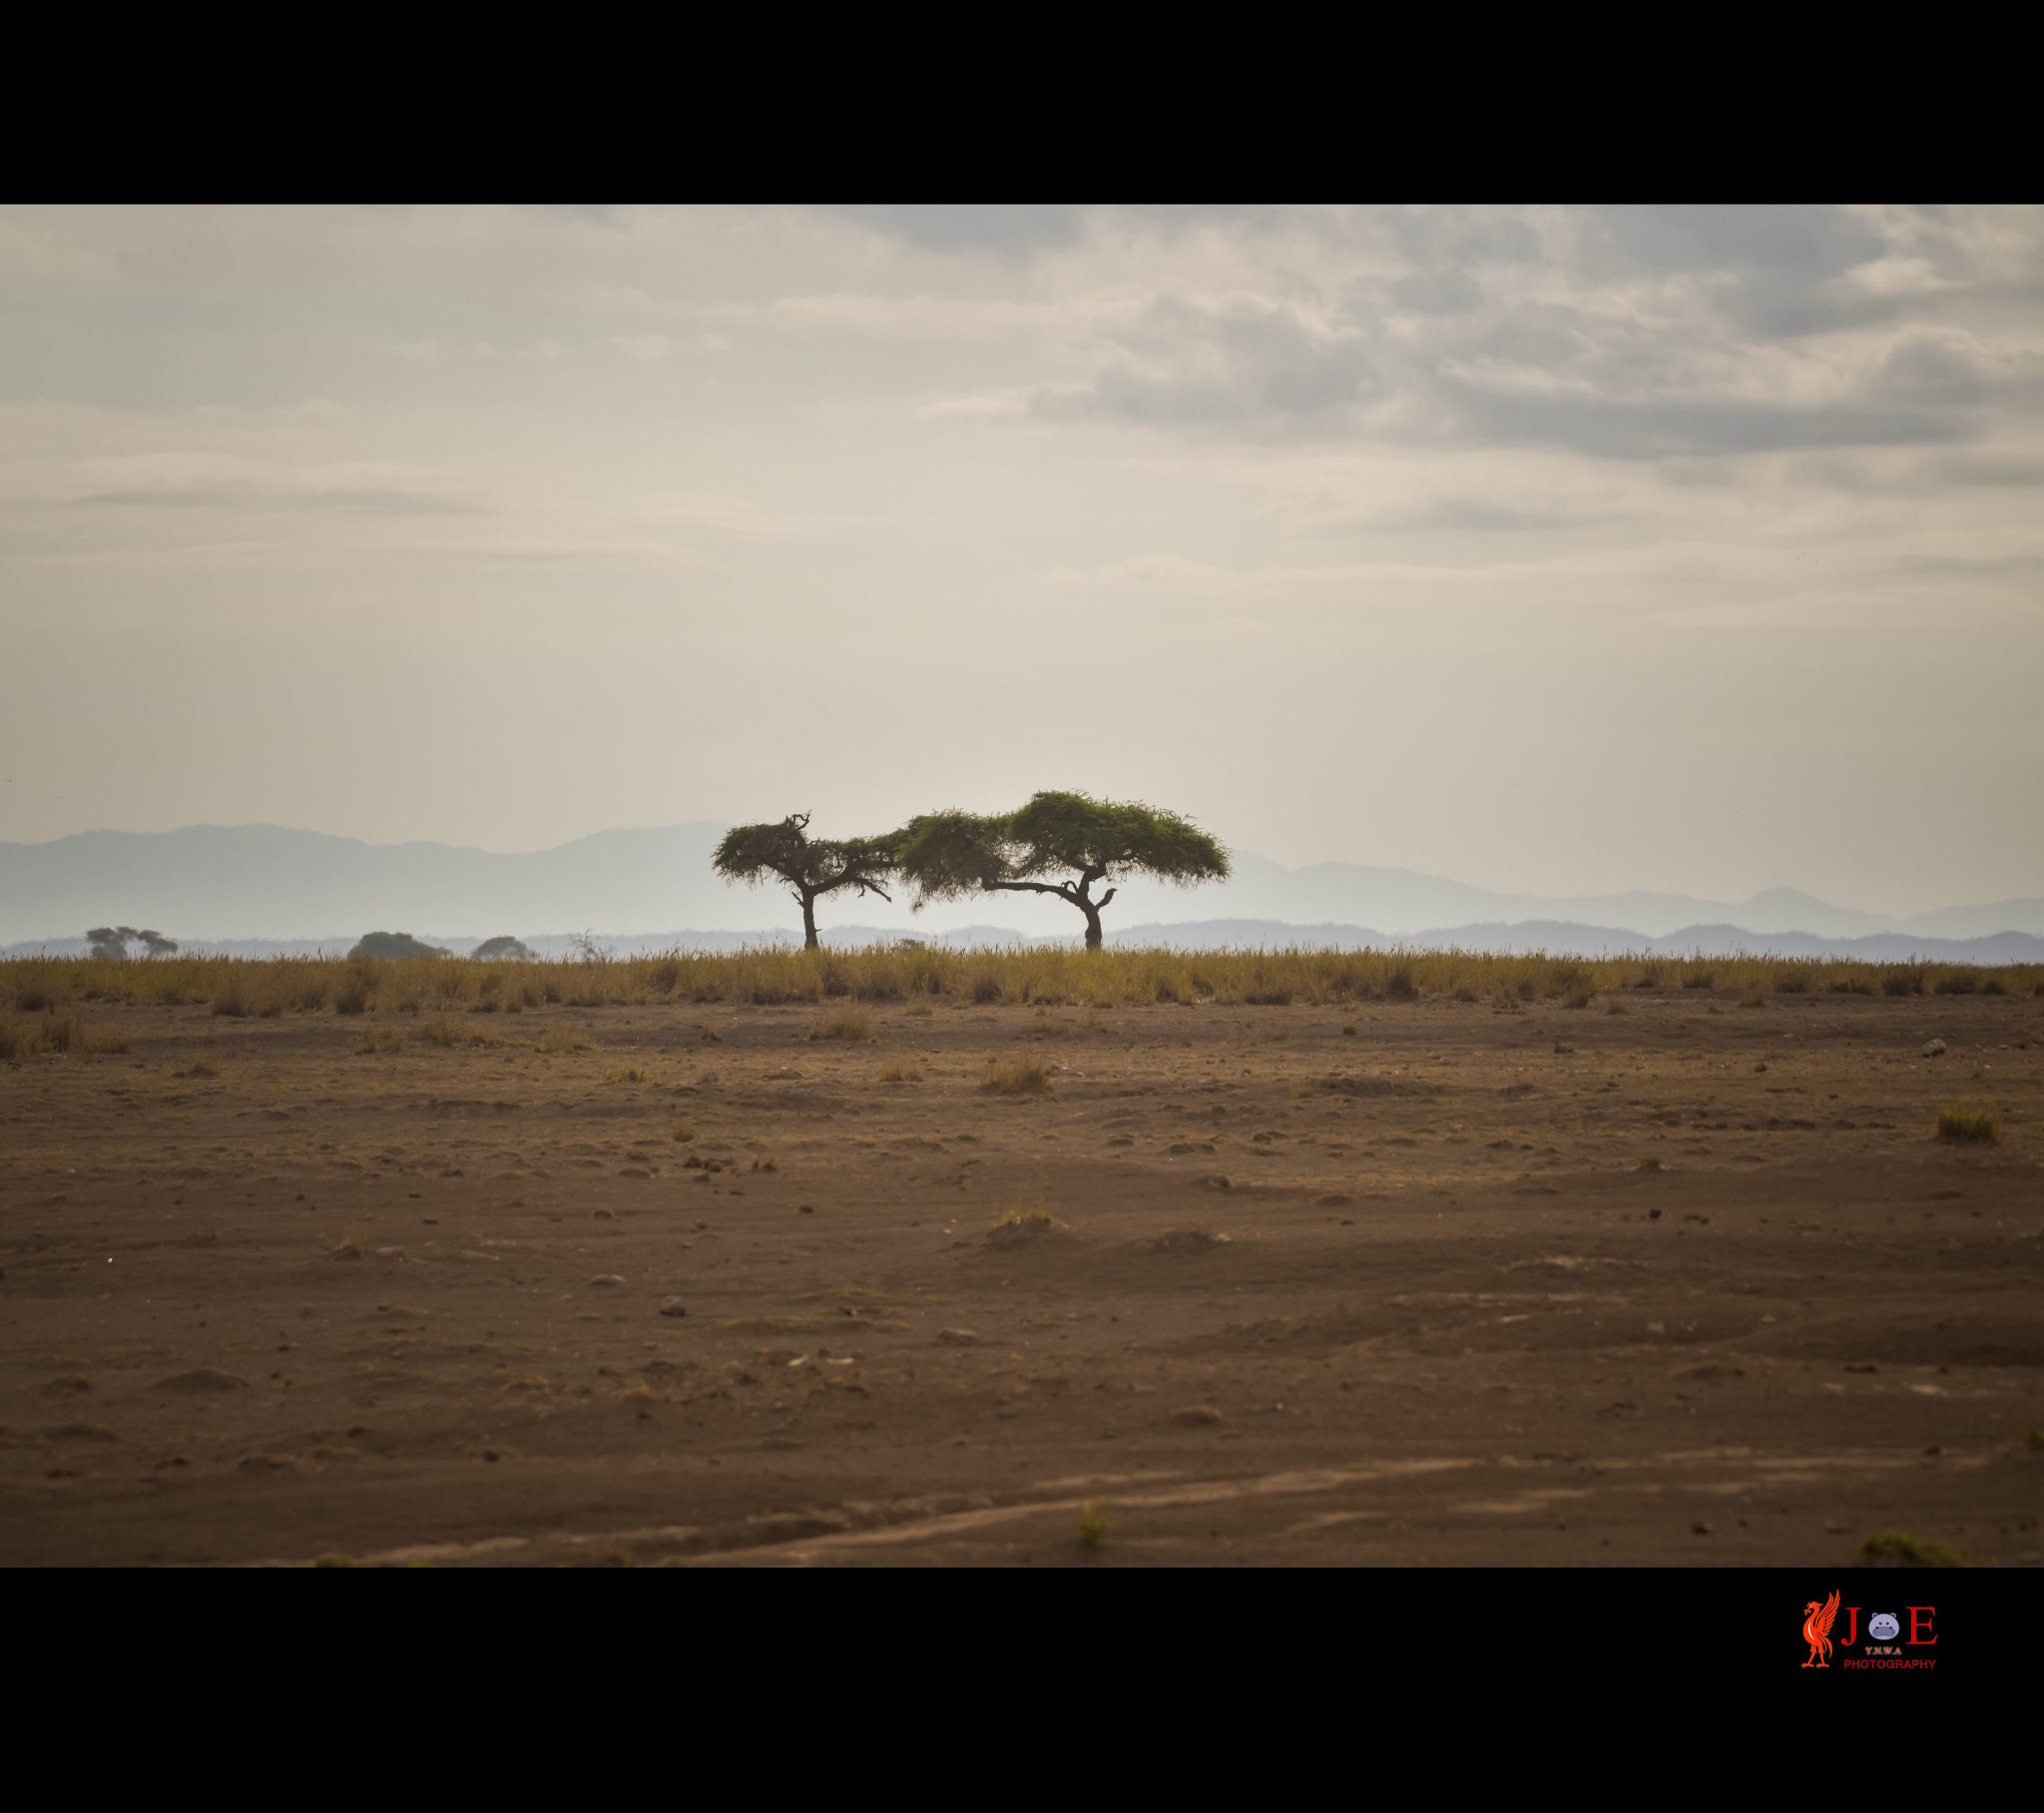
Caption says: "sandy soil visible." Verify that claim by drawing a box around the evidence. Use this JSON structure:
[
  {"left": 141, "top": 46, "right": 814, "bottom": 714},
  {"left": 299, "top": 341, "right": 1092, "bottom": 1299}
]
[{"left": 3, "top": 988, "right": 2040, "bottom": 1567}]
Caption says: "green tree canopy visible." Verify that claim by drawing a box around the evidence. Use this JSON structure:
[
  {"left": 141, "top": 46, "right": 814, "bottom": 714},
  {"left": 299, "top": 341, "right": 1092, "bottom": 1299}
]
[
  {"left": 470, "top": 936, "right": 534, "bottom": 961},
  {"left": 348, "top": 931, "right": 450, "bottom": 960},
  {"left": 895, "top": 790, "right": 1230, "bottom": 949},
  {"left": 87, "top": 926, "right": 178, "bottom": 959},
  {"left": 712, "top": 813, "right": 897, "bottom": 950}
]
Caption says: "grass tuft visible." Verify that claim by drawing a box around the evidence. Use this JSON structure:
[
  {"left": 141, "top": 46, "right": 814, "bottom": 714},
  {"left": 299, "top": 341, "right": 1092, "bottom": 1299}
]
[
  {"left": 1935, "top": 1105, "right": 1999, "bottom": 1142},
  {"left": 981, "top": 1058, "right": 1051, "bottom": 1096},
  {"left": 533, "top": 1027, "right": 589, "bottom": 1055},
  {"left": 1077, "top": 1497, "right": 1112, "bottom": 1548},
  {"left": 808, "top": 1006, "right": 872, "bottom": 1043},
  {"left": 358, "top": 1025, "right": 405, "bottom": 1055},
  {"left": 877, "top": 1062, "right": 924, "bottom": 1083},
  {"left": 1859, "top": 1528, "right": 1969, "bottom": 1568},
  {"left": 604, "top": 1067, "right": 655, "bottom": 1084},
  {"left": 671, "top": 1118, "right": 700, "bottom": 1143}
]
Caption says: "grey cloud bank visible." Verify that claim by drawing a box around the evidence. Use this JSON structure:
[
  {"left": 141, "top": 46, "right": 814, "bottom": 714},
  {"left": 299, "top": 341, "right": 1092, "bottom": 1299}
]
[{"left": 1, "top": 205, "right": 2038, "bottom": 919}]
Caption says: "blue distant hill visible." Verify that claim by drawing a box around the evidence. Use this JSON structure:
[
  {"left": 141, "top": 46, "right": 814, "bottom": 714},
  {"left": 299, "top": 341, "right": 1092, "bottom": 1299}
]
[{"left": 3, "top": 822, "right": 2039, "bottom": 958}]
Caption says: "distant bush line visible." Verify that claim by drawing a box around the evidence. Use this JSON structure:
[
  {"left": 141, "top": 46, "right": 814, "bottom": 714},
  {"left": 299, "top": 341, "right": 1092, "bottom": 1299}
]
[{"left": 3, "top": 947, "right": 2040, "bottom": 1020}]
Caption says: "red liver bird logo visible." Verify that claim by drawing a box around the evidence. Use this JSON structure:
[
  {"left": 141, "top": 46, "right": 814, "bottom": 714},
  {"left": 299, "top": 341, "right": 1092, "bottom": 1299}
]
[{"left": 1801, "top": 1590, "right": 1841, "bottom": 1667}]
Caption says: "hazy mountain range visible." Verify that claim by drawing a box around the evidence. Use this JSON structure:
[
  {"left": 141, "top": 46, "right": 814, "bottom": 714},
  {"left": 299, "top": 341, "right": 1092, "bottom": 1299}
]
[{"left": 3, "top": 822, "right": 2040, "bottom": 960}]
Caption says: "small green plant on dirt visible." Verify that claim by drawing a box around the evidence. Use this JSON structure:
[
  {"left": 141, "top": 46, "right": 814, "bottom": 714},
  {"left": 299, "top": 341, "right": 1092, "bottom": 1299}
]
[
  {"left": 359, "top": 1025, "right": 405, "bottom": 1054},
  {"left": 2024, "top": 1430, "right": 2044, "bottom": 1452},
  {"left": 1342, "top": 1022, "right": 1358, "bottom": 1035},
  {"left": 995, "top": 1205, "right": 1057, "bottom": 1228},
  {"left": 808, "top": 1006, "right": 872, "bottom": 1042},
  {"left": 1860, "top": 1529, "right": 1969, "bottom": 1568},
  {"left": 313, "top": 1553, "right": 354, "bottom": 1569},
  {"left": 878, "top": 1062, "right": 924, "bottom": 1083},
  {"left": 1077, "top": 1498, "right": 1112, "bottom": 1548},
  {"left": 981, "top": 1058, "right": 1050, "bottom": 1096},
  {"left": 594, "top": 1545, "right": 635, "bottom": 1568},
  {"left": 1936, "top": 1105, "right": 1999, "bottom": 1142},
  {"left": 671, "top": 1118, "right": 700, "bottom": 1144}
]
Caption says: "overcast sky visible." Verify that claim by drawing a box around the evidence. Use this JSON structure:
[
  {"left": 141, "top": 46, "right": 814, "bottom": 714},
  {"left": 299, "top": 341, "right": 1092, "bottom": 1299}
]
[{"left": 2, "top": 205, "right": 2038, "bottom": 916}]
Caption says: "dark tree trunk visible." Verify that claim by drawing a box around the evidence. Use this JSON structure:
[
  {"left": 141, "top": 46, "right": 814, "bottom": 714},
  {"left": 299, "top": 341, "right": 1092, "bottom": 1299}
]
[
  {"left": 1079, "top": 899, "right": 1104, "bottom": 949},
  {"left": 799, "top": 889, "right": 820, "bottom": 950}
]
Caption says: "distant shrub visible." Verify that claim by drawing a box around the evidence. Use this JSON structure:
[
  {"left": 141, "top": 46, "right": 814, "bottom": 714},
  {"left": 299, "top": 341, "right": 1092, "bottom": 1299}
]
[
  {"left": 1978, "top": 975, "right": 2007, "bottom": 996},
  {"left": 1881, "top": 969, "right": 1921, "bottom": 998},
  {"left": 1384, "top": 965, "right": 1418, "bottom": 1002},
  {"left": 347, "top": 932, "right": 448, "bottom": 960},
  {"left": 332, "top": 964, "right": 377, "bottom": 1015},
  {"left": 1932, "top": 973, "right": 1975, "bottom": 996},
  {"left": 471, "top": 936, "right": 534, "bottom": 961},
  {"left": 358, "top": 1025, "right": 405, "bottom": 1054},
  {"left": 1773, "top": 971, "right": 1809, "bottom": 994},
  {"left": 1682, "top": 970, "right": 1716, "bottom": 992}
]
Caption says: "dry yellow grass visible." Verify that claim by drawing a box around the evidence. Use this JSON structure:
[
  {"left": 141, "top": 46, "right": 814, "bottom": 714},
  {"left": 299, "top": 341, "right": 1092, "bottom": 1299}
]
[
  {"left": 982, "top": 1058, "right": 1051, "bottom": 1096},
  {"left": 9, "top": 945, "right": 2037, "bottom": 1021},
  {"left": 808, "top": 1006, "right": 873, "bottom": 1042}
]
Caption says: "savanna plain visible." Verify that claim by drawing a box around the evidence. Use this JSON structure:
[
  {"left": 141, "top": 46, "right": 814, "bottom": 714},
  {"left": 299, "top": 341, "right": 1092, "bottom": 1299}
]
[{"left": 3, "top": 946, "right": 2040, "bottom": 1568}]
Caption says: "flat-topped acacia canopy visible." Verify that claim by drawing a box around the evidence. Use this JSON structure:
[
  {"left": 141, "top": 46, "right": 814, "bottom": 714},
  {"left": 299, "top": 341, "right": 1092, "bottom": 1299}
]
[
  {"left": 895, "top": 790, "right": 1229, "bottom": 949},
  {"left": 713, "top": 813, "right": 897, "bottom": 950}
]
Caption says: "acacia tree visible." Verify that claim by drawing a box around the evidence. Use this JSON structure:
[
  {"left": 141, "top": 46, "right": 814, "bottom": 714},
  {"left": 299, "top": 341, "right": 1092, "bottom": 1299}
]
[
  {"left": 712, "top": 813, "right": 898, "bottom": 950},
  {"left": 87, "top": 926, "right": 178, "bottom": 960},
  {"left": 895, "top": 790, "right": 1230, "bottom": 950}
]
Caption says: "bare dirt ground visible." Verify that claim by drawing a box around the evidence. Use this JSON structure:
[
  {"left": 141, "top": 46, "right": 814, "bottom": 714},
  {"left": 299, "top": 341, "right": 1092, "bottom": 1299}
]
[{"left": 3, "top": 988, "right": 2040, "bottom": 1567}]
